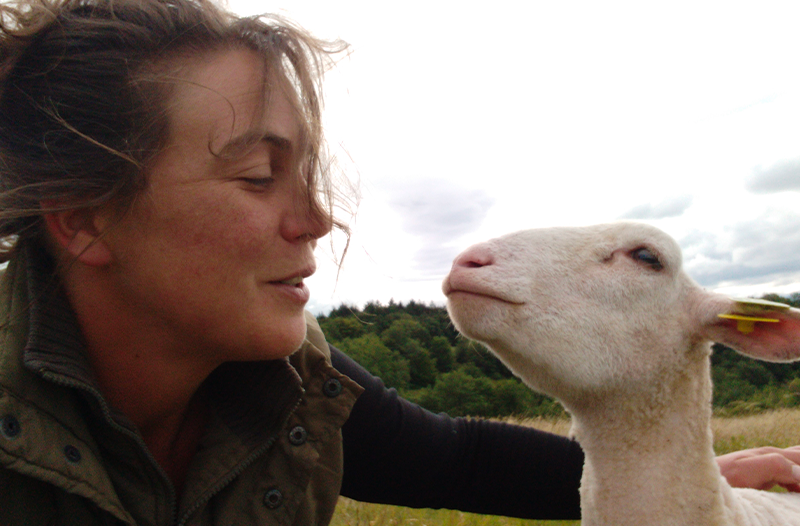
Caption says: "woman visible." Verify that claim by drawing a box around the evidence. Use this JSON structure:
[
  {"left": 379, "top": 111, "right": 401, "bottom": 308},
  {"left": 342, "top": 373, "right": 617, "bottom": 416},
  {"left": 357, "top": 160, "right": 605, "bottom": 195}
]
[{"left": 0, "top": 0, "right": 797, "bottom": 524}]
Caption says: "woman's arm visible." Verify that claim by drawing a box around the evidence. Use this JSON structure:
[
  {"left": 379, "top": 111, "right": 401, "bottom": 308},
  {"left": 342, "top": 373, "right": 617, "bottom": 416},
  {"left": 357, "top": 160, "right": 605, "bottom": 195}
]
[
  {"left": 332, "top": 345, "right": 800, "bottom": 519},
  {"left": 331, "top": 346, "right": 583, "bottom": 520}
]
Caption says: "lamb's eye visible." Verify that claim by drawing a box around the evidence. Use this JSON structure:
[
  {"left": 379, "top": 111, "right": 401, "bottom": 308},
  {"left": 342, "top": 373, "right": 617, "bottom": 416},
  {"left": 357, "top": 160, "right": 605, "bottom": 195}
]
[{"left": 631, "top": 247, "right": 663, "bottom": 271}]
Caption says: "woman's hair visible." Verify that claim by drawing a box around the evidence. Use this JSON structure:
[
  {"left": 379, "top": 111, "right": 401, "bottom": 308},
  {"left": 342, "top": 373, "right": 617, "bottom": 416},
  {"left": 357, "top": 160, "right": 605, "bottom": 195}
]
[{"left": 0, "top": 0, "right": 350, "bottom": 261}]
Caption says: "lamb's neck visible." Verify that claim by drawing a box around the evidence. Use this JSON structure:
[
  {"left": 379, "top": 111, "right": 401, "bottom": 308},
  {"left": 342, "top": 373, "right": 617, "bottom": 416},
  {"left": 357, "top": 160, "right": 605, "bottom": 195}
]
[{"left": 569, "top": 355, "right": 729, "bottom": 526}]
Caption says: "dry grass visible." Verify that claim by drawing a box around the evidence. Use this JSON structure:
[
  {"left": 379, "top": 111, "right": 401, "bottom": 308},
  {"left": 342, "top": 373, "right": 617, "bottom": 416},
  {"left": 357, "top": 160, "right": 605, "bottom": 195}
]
[
  {"left": 502, "top": 416, "right": 573, "bottom": 436},
  {"left": 332, "top": 409, "right": 800, "bottom": 525},
  {"left": 330, "top": 498, "right": 569, "bottom": 526},
  {"left": 712, "top": 407, "right": 800, "bottom": 454}
]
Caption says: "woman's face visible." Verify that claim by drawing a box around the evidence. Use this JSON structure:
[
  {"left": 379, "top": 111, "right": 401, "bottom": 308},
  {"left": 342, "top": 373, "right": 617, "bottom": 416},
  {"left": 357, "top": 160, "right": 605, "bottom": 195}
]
[{"left": 99, "top": 48, "right": 330, "bottom": 364}]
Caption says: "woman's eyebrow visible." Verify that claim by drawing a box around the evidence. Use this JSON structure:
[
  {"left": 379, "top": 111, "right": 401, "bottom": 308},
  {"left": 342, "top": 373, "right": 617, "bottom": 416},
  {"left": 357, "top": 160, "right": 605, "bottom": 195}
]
[{"left": 217, "top": 131, "right": 293, "bottom": 158}]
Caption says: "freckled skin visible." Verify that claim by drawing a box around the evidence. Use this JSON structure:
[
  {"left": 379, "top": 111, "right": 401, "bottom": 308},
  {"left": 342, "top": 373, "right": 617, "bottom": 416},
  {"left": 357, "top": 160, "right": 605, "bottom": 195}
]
[{"left": 98, "top": 49, "right": 330, "bottom": 365}]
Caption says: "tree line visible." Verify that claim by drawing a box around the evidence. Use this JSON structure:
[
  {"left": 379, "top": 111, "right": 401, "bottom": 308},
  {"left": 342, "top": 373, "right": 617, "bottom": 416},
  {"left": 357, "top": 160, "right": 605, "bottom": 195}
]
[{"left": 317, "top": 293, "right": 800, "bottom": 419}]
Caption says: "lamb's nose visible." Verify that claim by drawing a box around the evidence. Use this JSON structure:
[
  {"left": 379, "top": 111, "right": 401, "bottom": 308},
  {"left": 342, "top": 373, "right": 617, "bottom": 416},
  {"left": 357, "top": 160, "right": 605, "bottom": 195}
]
[{"left": 453, "top": 245, "right": 494, "bottom": 268}]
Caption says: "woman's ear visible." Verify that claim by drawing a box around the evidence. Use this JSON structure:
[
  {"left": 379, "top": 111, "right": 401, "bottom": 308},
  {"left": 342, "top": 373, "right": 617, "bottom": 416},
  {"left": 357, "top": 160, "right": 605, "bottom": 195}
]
[{"left": 41, "top": 203, "right": 113, "bottom": 267}]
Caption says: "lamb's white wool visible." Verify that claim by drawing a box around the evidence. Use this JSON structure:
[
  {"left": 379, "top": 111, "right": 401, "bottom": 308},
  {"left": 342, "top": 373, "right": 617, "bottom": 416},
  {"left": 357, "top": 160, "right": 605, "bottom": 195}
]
[{"left": 443, "top": 222, "right": 800, "bottom": 526}]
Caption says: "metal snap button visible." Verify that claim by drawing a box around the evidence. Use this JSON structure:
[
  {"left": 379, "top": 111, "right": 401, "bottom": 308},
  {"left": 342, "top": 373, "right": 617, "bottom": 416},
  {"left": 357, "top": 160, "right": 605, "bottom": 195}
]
[
  {"left": 288, "top": 425, "right": 308, "bottom": 446},
  {"left": 263, "top": 488, "right": 283, "bottom": 509},
  {"left": 322, "top": 378, "right": 343, "bottom": 398},
  {"left": 0, "top": 415, "right": 20, "bottom": 439},
  {"left": 64, "top": 445, "right": 82, "bottom": 463}
]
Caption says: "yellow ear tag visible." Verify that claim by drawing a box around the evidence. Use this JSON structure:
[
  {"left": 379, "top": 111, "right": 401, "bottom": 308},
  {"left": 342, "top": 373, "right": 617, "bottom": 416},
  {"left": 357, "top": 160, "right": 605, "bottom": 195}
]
[
  {"left": 717, "top": 298, "right": 789, "bottom": 333},
  {"left": 718, "top": 298, "right": 791, "bottom": 334},
  {"left": 730, "top": 297, "right": 791, "bottom": 314},
  {"left": 717, "top": 314, "right": 780, "bottom": 334}
]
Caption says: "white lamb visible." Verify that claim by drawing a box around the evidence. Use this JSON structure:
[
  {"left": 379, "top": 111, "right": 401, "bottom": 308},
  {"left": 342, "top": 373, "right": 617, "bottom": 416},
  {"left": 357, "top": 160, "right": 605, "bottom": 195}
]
[{"left": 442, "top": 222, "right": 800, "bottom": 526}]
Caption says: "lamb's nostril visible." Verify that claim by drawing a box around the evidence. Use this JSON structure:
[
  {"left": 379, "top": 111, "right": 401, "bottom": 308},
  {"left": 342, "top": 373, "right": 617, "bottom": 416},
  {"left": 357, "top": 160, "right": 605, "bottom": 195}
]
[{"left": 454, "top": 246, "right": 494, "bottom": 268}]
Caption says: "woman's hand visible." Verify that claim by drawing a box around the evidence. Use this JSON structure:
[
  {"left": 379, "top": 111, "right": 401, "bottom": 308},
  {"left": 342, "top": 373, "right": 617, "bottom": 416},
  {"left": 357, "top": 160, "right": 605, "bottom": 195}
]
[{"left": 717, "top": 446, "right": 800, "bottom": 492}]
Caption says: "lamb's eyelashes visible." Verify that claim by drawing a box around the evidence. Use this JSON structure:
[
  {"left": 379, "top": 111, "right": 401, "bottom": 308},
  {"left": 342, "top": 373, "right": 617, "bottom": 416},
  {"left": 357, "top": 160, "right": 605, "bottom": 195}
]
[
  {"left": 598, "top": 245, "right": 665, "bottom": 272},
  {"left": 629, "top": 246, "right": 664, "bottom": 271}
]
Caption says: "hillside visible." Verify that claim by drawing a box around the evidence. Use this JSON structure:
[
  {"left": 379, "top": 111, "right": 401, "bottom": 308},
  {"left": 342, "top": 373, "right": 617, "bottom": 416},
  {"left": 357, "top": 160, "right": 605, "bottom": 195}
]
[{"left": 317, "top": 294, "right": 800, "bottom": 418}]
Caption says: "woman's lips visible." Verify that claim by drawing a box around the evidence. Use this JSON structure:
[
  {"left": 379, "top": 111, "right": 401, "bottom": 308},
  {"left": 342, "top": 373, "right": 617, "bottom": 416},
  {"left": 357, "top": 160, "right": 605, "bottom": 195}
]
[{"left": 270, "top": 278, "right": 310, "bottom": 303}]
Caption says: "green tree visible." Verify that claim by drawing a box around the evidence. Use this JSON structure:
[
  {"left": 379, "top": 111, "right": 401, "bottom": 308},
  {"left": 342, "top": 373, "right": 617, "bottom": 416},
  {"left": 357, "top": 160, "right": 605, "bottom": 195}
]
[
  {"left": 338, "top": 334, "right": 410, "bottom": 390},
  {"left": 381, "top": 317, "right": 432, "bottom": 349},
  {"left": 454, "top": 338, "right": 512, "bottom": 379},
  {"left": 492, "top": 378, "right": 538, "bottom": 415},
  {"left": 734, "top": 360, "right": 772, "bottom": 388},
  {"left": 318, "top": 316, "right": 365, "bottom": 344},
  {"left": 326, "top": 303, "right": 361, "bottom": 318},
  {"left": 429, "top": 336, "right": 454, "bottom": 373},
  {"left": 418, "top": 368, "right": 495, "bottom": 417},
  {"left": 399, "top": 339, "right": 438, "bottom": 388},
  {"left": 712, "top": 367, "right": 757, "bottom": 408}
]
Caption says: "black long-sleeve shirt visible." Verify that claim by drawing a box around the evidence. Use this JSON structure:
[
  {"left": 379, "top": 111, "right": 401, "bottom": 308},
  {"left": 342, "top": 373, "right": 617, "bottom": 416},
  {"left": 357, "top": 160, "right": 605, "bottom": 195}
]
[{"left": 331, "top": 346, "right": 584, "bottom": 520}]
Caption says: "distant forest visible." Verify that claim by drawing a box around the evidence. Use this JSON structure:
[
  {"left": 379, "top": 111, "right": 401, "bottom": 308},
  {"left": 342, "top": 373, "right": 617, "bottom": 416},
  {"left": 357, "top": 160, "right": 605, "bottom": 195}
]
[{"left": 317, "top": 293, "right": 800, "bottom": 418}]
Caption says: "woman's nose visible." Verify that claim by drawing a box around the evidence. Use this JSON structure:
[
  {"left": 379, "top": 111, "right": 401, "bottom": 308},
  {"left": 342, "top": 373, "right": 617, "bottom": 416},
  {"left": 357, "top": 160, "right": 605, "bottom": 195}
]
[{"left": 281, "top": 195, "right": 333, "bottom": 243}]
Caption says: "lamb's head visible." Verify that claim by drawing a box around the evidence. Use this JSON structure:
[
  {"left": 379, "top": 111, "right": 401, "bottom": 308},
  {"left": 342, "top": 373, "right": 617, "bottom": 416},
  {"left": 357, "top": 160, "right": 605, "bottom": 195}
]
[{"left": 443, "top": 222, "right": 800, "bottom": 408}]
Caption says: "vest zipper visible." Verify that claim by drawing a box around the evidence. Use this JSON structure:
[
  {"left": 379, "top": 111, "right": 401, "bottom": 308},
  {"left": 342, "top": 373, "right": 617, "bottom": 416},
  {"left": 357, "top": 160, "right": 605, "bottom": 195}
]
[
  {"left": 39, "top": 369, "right": 179, "bottom": 526},
  {"left": 42, "top": 367, "right": 305, "bottom": 526}
]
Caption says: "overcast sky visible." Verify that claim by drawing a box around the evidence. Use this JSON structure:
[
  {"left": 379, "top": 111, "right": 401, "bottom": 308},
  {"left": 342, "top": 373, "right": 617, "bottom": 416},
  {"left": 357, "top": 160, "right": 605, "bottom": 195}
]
[{"left": 231, "top": 0, "right": 800, "bottom": 314}]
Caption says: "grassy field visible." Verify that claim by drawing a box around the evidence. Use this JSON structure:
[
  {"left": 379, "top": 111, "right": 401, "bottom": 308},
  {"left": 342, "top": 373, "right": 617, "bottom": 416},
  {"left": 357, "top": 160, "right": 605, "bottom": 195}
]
[{"left": 330, "top": 408, "right": 800, "bottom": 525}]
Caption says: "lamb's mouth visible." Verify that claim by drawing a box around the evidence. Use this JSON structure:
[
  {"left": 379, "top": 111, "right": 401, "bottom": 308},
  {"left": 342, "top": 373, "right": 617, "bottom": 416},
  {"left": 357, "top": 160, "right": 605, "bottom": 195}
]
[{"left": 446, "top": 288, "right": 524, "bottom": 306}]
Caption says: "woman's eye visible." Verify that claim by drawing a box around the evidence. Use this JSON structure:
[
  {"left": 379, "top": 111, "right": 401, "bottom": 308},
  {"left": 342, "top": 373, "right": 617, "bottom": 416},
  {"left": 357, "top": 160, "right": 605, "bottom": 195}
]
[
  {"left": 240, "top": 176, "right": 274, "bottom": 189},
  {"left": 631, "top": 247, "right": 663, "bottom": 271}
]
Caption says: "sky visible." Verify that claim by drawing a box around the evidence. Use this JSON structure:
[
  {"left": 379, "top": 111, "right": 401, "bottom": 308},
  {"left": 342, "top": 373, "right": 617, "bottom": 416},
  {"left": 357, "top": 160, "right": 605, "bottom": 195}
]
[{"left": 230, "top": 0, "right": 800, "bottom": 315}]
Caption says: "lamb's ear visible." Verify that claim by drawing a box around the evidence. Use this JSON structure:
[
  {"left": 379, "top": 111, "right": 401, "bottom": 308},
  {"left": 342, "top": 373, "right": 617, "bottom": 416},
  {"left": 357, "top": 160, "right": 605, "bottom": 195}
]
[{"left": 697, "top": 295, "right": 800, "bottom": 363}]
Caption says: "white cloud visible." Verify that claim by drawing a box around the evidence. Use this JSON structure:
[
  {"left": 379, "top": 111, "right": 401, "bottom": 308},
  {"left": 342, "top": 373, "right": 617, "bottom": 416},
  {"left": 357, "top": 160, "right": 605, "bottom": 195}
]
[
  {"left": 748, "top": 158, "right": 800, "bottom": 194},
  {"left": 232, "top": 0, "right": 800, "bottom": 312},
  {"left": 682, "top": 211, "right": 800, "bottom": 291},
  {"left": 620, "top": 195, "right": 694, "bottom": 220}
]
